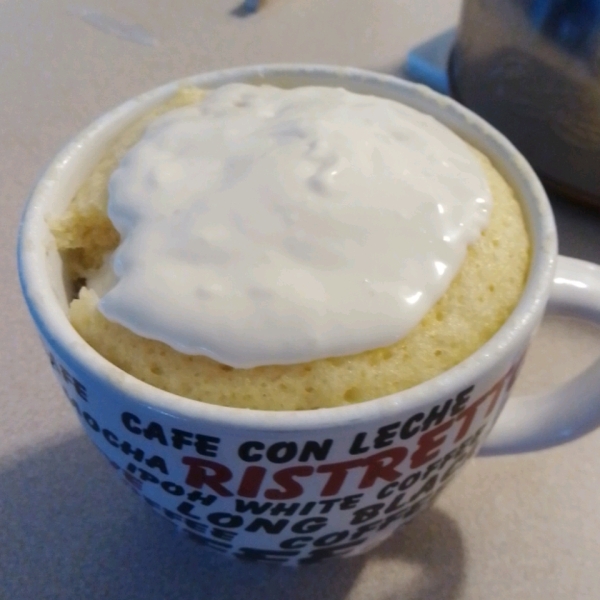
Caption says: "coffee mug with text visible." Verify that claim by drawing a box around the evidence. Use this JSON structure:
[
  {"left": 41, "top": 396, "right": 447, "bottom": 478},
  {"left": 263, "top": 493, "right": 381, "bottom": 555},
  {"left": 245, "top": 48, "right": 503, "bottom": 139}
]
[{"left": 18, "top": 65, "right": 600, "bottom": 565}]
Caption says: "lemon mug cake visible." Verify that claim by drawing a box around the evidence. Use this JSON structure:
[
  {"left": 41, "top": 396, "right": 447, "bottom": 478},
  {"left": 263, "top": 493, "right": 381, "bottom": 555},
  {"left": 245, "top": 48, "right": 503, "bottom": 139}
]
[
  {"left": 51, "top": 83, "right": 529, "bottom": 410},
  {"left": 23, "top": 65, "right": 600, "bottom": 565}
]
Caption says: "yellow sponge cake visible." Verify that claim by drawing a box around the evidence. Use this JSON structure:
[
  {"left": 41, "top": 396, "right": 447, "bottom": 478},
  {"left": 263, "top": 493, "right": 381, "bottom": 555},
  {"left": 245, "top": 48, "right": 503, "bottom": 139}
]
[{"left": 52, "top": 87, "right": 530, "bottom": 411}]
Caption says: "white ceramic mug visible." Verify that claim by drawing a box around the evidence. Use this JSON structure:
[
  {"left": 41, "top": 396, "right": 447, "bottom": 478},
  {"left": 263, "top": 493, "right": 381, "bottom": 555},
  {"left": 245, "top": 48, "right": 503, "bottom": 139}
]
[{"left": 17, "top": 65, "right": 600, "bottom": 566}]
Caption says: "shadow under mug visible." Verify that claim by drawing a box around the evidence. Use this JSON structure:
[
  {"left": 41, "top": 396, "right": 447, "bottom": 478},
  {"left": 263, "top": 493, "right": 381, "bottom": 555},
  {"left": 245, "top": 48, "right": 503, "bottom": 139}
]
[{"left": 17, "top": 64, "right": 600, "bottom": 566}]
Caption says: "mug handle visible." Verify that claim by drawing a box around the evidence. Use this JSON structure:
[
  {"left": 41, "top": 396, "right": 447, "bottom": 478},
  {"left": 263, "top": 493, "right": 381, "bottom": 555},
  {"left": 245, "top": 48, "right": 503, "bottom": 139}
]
[{"left": 480, "top": 255, "right": 600, "bottom": 455}]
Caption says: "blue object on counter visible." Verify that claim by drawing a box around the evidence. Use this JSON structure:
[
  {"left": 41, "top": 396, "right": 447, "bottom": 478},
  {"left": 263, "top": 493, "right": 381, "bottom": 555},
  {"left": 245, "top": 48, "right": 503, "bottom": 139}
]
[
  {"left": 404, "top": 28, "right": 455, "bottom": 95},
  {"left": 243, "top": 0, "right": 261, "bottom": 13}
]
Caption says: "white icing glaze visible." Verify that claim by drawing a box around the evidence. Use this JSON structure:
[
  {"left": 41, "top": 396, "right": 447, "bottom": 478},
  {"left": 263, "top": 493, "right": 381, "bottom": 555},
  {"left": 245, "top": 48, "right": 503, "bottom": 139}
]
[{"left": 95, "top": 84, "right": 491, "bottom": 368}]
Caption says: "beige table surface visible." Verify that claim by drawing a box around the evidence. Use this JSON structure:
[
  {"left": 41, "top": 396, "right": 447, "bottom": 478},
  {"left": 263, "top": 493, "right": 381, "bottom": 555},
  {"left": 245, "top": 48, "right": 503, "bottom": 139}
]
[{"left": 3, "top": 1, "right": 600, "bottom": 598}]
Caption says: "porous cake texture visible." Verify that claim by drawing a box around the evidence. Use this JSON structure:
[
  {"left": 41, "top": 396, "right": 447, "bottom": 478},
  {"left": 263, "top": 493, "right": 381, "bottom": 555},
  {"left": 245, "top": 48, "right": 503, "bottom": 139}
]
[{"left": 52, "top": 88, "right": 530, "bottom": 410}]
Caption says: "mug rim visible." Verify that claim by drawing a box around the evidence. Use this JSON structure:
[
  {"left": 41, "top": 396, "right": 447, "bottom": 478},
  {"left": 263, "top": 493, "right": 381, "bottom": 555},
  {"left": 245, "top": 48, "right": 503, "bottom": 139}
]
[{"left": 17, "top": 63, "right": 557, "bottom": 431}]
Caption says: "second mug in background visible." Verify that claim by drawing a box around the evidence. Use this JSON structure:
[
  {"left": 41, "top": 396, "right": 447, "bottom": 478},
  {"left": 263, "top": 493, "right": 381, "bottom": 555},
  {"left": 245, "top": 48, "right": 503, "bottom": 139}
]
[{"left": 450, "top": 0, "right": 600, "bottom": 206}]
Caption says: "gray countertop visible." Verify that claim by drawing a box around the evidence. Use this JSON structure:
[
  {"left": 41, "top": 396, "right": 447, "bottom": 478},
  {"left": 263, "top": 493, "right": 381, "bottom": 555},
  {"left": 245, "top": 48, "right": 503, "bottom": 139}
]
[{"left": 2, "top": 1, "right": 600, "bottom": 598}]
